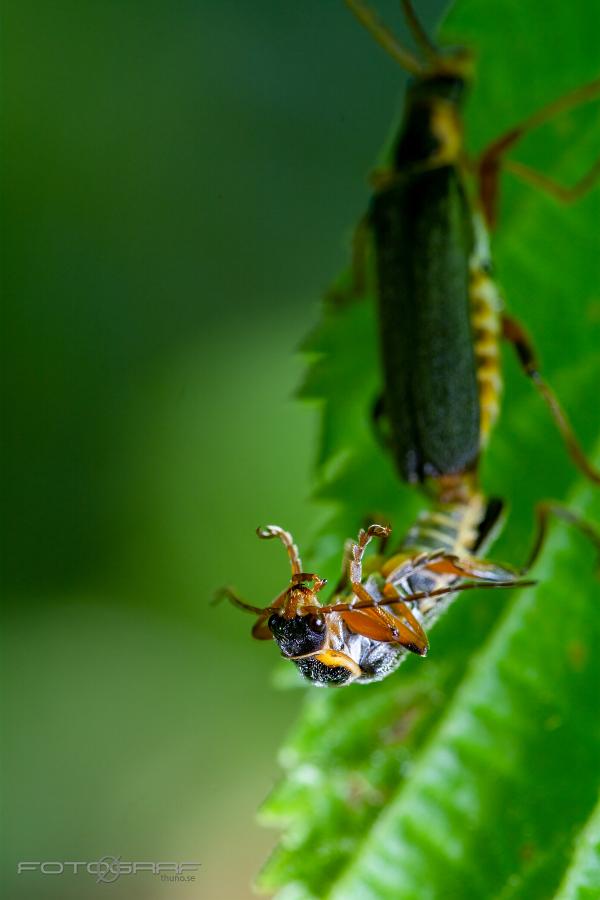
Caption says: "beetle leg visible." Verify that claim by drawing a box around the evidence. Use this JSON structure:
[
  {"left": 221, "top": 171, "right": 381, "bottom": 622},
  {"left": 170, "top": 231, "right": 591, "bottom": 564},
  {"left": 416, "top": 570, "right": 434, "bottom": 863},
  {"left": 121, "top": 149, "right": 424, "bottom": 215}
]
[
  {"left": 502, "top": 314, "right": 600, "bottom": 485},
  {"left": 370, "top": 582, "right": 429, "bottom": 654},
  {"left": 503, "top": 157, "right": 600, "bottom": 205},
  {"left": 383, "top": 548, "right": 521, "bottom": 605},
  {"left": 256, "top": 524, "right": 303, "bottom": 575},
  {"left": 326, "top": 214, "right": 372, "bottom": 308},
  {"left": 383, "top": 548, "right": 519, "bottom": 587},
  {"left": 369, "top": 520, "right": 392, "bottom": 556},
  {"left": 411, "top": 503, "right": 600, "bottom": 582},
  {"left": 381, "top": 548, "right": 454, "bottom": 581},
  {"left": 341, "top": 589, "right": 429, "bottom": 656},
  {"left": 349, "top": 523, "right": 392, "bottom": 587},
  {"left": 342, "top": 607, "right": 428, "bottom": 656},
  {"left": 520, "top": 501, "right": 600, "bottom": 575},
  {"left": 344, "top": 537, "right": 430, "bottom": 655},
  {"left": 423, "top": 554, "right": 519, "bottom": 583},
  {"left": 476, "top": 76, "right": 600, "bottom": 227},
  {"left": 329, "top": 538, "right": 355, "bottom": 595},
  {"left": 333, "top": 519, "right": 391, "bottom": 595}
]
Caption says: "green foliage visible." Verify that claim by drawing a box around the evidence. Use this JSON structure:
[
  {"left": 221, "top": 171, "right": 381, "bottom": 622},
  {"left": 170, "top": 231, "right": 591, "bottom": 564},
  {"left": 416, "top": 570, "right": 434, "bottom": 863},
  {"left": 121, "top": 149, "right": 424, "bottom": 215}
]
[{"left": 257, "top": 0, "right": 600, "bottom": 897}]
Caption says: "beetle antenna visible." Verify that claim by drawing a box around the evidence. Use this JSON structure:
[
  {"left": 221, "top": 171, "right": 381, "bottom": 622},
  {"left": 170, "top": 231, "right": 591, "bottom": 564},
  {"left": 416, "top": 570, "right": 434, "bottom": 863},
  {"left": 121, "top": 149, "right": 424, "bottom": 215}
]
[
  {"left": 400, "top": 0, "right": 438, "bottom": 61},
  {"left": 310, "top": 577, "right": 536, "bottom": 615},
  {"left": 345, "top": 0, "right": 425, "bottom": 76},
  {"left": 257, "top": 525, "right": 303, "bottom": 575},
  {"left": 213, "top": 587, "right": 265, "bottom": 615}
]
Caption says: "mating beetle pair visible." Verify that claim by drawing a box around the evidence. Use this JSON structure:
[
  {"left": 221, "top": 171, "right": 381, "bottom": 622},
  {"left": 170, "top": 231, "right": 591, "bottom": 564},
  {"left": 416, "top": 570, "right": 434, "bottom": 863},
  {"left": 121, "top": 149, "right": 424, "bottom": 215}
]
[
  {"left": 219, "top": 495, "right": 598, "bottom": 686},
  {"left": 219, "top": 499, "right": 532, "bottom": 685},
  {"left": 220, "top": 0, "right": 600, "bottom": 685}
]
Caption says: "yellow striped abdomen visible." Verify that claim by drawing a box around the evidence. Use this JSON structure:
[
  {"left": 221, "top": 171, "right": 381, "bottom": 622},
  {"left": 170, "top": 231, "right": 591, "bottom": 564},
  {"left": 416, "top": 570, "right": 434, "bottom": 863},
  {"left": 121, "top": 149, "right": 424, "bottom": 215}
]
[
  {"left": 381, "top": 492, "right": 487, "bottom": 580},
  {"left": 469, "top": 214, "right": 503, "bottom": 448}
]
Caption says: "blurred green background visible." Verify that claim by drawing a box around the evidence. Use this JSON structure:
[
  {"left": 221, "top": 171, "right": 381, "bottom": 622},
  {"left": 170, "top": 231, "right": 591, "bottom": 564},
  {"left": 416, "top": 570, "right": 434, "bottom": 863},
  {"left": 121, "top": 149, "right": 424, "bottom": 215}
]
[{"left": 1, "top": 1, "right": 443, "bottom": 898}]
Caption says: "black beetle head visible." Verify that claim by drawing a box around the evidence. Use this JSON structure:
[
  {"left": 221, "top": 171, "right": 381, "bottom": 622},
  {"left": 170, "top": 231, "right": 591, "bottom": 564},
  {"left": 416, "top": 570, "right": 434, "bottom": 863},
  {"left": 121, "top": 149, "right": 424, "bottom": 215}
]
[{"left": 268, "top": 613, "right": 327, "bottom": 658}]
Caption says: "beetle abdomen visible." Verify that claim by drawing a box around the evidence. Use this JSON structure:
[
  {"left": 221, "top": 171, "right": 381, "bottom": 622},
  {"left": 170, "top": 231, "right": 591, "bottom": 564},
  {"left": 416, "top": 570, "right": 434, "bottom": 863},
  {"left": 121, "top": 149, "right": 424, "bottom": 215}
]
[{"left": 468, "top": 215, "right": 504, "bottom": 448}]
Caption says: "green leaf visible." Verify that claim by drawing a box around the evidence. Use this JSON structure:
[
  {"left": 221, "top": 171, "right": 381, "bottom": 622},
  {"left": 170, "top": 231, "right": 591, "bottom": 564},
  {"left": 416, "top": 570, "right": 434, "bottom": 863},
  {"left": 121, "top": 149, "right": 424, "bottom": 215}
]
[
  {"left": 259, "top": 0, "right": 600, "bottom": 896},
  {"left": 554, "top": 799, "right": 600, "bottom": 900}
]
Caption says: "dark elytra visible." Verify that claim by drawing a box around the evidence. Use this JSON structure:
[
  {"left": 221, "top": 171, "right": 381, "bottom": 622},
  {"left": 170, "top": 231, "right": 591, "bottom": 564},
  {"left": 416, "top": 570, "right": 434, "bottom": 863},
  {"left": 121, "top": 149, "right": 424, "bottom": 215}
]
[{"left": 371, "top": 162, "right": 479, "bottom": 481}]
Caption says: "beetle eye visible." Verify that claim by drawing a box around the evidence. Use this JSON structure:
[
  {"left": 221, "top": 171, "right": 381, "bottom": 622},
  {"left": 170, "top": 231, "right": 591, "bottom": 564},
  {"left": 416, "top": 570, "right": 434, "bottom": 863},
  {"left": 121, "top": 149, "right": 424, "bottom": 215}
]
[
  {"left": 267, "top": 613, "right": 285, "bottom": 637},
  {"left": 308, "top": 615, "right": 326, "bottom": 637}
]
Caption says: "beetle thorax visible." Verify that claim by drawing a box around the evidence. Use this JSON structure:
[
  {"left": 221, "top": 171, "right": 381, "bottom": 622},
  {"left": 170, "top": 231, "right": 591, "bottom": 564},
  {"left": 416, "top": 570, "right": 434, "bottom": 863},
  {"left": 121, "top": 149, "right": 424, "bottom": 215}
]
[{"left": 393, "top": 76, "right": 466, "bottom": 169}]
